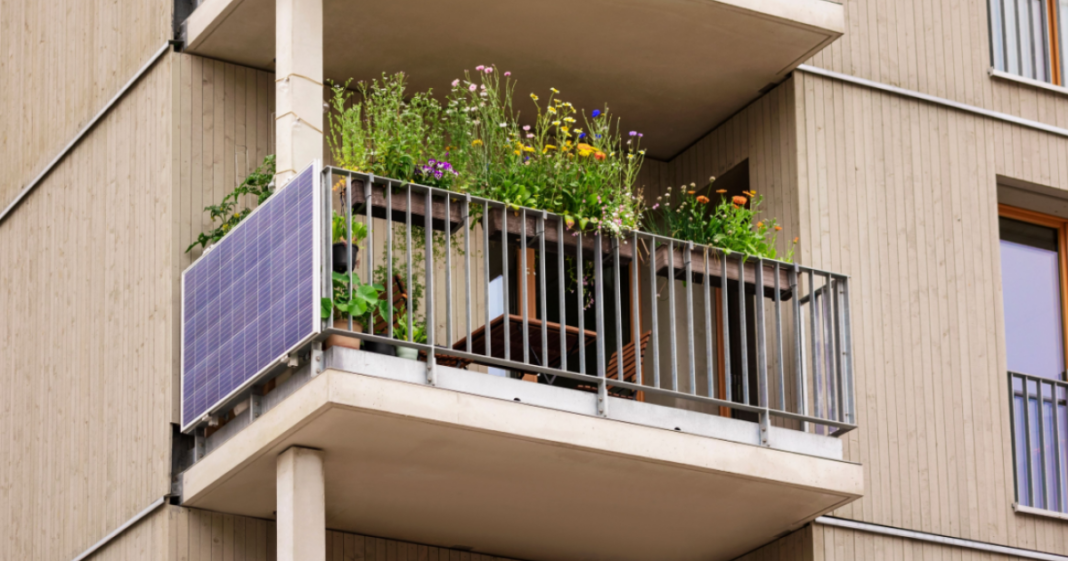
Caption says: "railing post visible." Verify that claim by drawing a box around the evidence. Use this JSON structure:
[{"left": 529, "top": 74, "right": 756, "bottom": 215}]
[
  {"left": 755, "top": 259, "right": 769, "bottom": 446},
  {"left": 594, "top": 230, "right": 607, "bottom": 416}
]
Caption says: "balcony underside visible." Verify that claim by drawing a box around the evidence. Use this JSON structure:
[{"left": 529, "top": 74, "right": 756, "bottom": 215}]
[
  {"left": 181, "top": 351, "right": 862, "bottom": 561},
  {"left": 182, "top": 0, "right": 844, "bottom": 159}
]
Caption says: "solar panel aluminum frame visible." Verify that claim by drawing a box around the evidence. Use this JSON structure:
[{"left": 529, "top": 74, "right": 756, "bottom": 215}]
[{"left": 179, "top": 160, "right": 324, "bottom": 434}]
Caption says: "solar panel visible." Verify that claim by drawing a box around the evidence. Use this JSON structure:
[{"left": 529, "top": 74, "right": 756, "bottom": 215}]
[{"left": 181, "top": 163, "right": 321, "bottom": 431}]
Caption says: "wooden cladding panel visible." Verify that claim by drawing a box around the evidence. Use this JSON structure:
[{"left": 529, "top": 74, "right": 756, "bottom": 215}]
[
  {"left": 0, "top": 57, "right": 173, "bottom": 561},
  {"left": 806, "top": 0, "right": 1068, "bottom": 130},
  {"left": 796, "top": 71, "right": 1068, "bottom": 552},
  {"left": 0, "top": 0, "right": 172, "bottom": 211},
  {"left": 812, "top": 524, "right": 1048, "bottom": 561}
]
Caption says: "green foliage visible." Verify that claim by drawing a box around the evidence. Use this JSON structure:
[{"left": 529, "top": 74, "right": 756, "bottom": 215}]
[
  {"left": 327, "top": 74, "right": 446, "bottom": 181},
  {"left": 442, "top": 67, "right": 645, "bottom": 236},
  {"left": 331, "top": 211, "right": 368, "bottom": 244},
  {"left": 186, "top": 155, "right": 276, "bottom": 253},
  {"left": 646, "top": 178, "right": 796, "bottom": 262},
  {"left": 321, "top": 271, "right": 388, "bottom": 327},
  {"left": 392, "top": 316, "right": 427, "bottom": 344}
]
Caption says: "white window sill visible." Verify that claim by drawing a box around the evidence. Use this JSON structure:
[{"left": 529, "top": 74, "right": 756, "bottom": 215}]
[
  {"left": 989, "top": 67, "right": 1068, "bottom": 98},
  {"left": 1014, "top": 502, "right": 1068, "bottom": 522}
]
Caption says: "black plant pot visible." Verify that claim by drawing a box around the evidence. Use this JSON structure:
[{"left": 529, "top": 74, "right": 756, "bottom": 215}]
[
  {"left": 362, "top": 340, "right": 396, "bottom": 357},
  {"left": 332, "top": 243, "right": 359, "bottom": 273}
]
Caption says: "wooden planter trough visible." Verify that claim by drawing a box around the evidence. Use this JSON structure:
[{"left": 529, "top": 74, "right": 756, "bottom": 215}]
[
  {"left": 653, "top": 245, "right": 793, "bottom": 300},
  {"left": 485, "top": 208, "right": 635, "bottom": 263},
  {"left": 349, "top": 180, "right": 465, "bottom": 232}
]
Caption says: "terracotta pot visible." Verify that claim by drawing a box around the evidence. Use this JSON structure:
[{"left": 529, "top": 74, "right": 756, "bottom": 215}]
[{"left": 325, "top": 318, "right": 363, "bottom": 350}]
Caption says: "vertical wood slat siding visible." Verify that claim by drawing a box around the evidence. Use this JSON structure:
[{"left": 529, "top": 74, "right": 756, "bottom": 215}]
[
  {"left": 806, "top": 0, "right": 1068, "bottom": 131},
  {"left": 795, "top": 71, "right": 1068, "bottom": 554},
  {"left": 0, "top": 0, "right": 172, "bottom": 213},
  {"left": 811, "top": 524, "right": 1052, "bottom": 561},
  {"left": 0, "top": 57, "right": 174, "bottom": 561}
]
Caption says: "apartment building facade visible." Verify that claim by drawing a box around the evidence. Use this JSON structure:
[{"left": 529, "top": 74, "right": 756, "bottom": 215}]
[{"left": 1, "top": 0, "right": 1067, "bottom": 559}]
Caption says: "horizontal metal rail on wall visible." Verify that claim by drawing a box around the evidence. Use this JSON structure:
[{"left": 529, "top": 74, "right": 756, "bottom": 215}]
[{"left": 317, "top": 166, "right": 857, "bottom": 438}]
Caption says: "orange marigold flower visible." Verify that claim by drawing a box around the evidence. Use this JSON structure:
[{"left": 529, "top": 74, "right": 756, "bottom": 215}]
[
  {"left": 774, "top": 225, "right": 782, "bottom": 231},
  {"left": 732, "top": 195, "right": 748, "bottom": 205},
  {"left": 757, "top": 221, "right": 764, "bottom": 228},
  {"left": 716, "top": 189, "right": 727, "bottom": 194},
  {"left": 688, "top": 190, "right": 696, "bottom": 195},
  {"left": 793, "top": 237, "right": 800, "bottom": 243},
  {"left": 696, "top": 195, "right": 710, "bottom": 204}
]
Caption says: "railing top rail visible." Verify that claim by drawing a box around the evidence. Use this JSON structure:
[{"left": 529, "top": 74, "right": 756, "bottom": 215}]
[
  {"left": 323, "top": 166, "right": 850, "bottom": 279},
  {"left": 1008, "top": 370, "right": 1068, "bottom": 387}
]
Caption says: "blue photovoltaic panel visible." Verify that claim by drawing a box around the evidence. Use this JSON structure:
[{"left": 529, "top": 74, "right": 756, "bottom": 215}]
[{"left": 181, "top": 165, "right": 319, "bottom": 430}]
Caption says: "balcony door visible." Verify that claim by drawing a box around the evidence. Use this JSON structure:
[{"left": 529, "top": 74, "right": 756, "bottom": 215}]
[{"left": 999, "top": 204, "right": 1068, "bottom": 513}]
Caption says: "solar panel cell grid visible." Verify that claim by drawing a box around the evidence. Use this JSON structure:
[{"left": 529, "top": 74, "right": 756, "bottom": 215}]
[{"left": 181, "top": 165, "right": 319, "bottom": 429}]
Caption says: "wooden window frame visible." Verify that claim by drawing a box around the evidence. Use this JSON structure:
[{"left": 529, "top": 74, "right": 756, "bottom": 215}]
[
  {"left": 999, "top": 203, "right": 1068, "bottom": 376},
  {"left": 1048, "top": 0, "right": 1063, "bottom": 85}
]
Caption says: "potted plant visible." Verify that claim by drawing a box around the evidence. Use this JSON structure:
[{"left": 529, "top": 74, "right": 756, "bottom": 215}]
[
  {"left": 392, "top": 317, "right": 427, "bottom": 360},
  {"left": 330, "top": 210, "right": 367, "bottom": 273},
  {"left": 321, "top": 272, "right": 393, "bottom": 354}
]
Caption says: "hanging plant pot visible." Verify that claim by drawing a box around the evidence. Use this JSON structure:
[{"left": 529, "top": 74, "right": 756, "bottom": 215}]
[
  {"left": 350, "top": 180, "right": 465, "bottom": 233},
  {"left": 324, "top": 318, "right": 363, "bottom": 351},
  {"left": 485, "top": 208, "right": 635, "bottom": 263},
  {"left": 331, "top": 242, "right": 359, "bottom": 273}
]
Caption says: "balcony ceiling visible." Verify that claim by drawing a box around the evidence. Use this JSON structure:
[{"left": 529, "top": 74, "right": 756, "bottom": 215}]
[
  {"left": 183, "top": 0, "right": 844, "bottom": 159},
  {"left": 182, "top": 369, "right": 862, "bottom": 561}
]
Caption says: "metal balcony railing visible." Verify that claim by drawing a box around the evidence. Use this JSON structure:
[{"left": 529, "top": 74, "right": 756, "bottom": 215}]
[
  {"left": 1009, "top": 370, "right": 1068, "bottom": 513},
  {"left": 322, "top": 166, "right": 856, "bottom": 438}
]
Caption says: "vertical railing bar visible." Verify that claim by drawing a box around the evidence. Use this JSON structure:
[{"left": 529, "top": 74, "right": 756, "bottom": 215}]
[
  {"left": 558, "top": 218, "right": 567, "bottom": 372},
  {"left": 365, "top": 176, "right": 375, "bottom": 336},
  {"left": 425, "top": 188, "right": 435, "bottom": 348},
  {"left": 594, "top": 231, "right": 606, "bottom": 380},
  {"left": 774, "top": 262, "right": 785, "bottom": 411},
  {"left": 405, "top": 185, "right": 413, "bottom": 342},
  {"left": 755, "top": 259, "right": 768, "bottom": 413},
  {"left": 445, "top": 195, "right": 453, "bottom": 346},
  {"left": 1038, "top": 379, "right": 1048, "bottom": 509},
  {"left": 633, "top": 231, "right": 643, "bottom": 387},
  {"left": 834, "top": 276, "right": 847, "bottom": 423},
  {"left": 721, "top": 252, "right": 731, "bottom": 402},
  {"left": 1009, "top": 373, "right": 1021, "bottom": 507},
  {"left": 1024, "top": 374, "right": 1035, "bottom": 507},
  {"left": 323, "top": 170, "right": 332, "bottom": 331},
  {"left": 793, "top": 265, "right": 805, "bottom": 429},
  {"left": 668, "top": 240, "right": 678, "bottom": 391},
  {"left": 503, "top": 207, "right": 510, "bottom": 363},
  {"left": 808, "top": 269, "right": 820, "bottom": 420},
  {"left": 483, "top": 203, "right": 491, "bottom": 359},
  {"left": 685, "top": 242, "right": 696, "bottom": 393},
  {"left": 649, "top": 238, "right": 659, "bottom": 387},
  {"left": 842, "top": 277, "right": 856, "bottom": 425},
  {"left": 345, "top": 173, "right": 353, "bottom": 332},
  {"left": 1053, "top": 379, "right": 1064, "bottom": 512},
  {"left": 704, "top": 247, "right": 714, "bottom": 398},
  {"left": 464, "top": 196, "right": 472, "bottom": 352},
  {"left": 386, "top": 181, "right": 393, "bottom": 338},
  {"left": 614, "top": 237, "right": 625, "bottom": 382},
  {"left": 825, "top": 273, "right": 841, "bottom": 422},
  {"left": 578, "top": 230, "right": 586, "bottom": 375},
  {"left": 521, "top": 208, "right": 529, "bottom": 365},
  {"left": 738, "top": 254, "right": 749, "bottom": 405},
  {"left": 539, "top": 212, "right": 548, "bottom": 369}
]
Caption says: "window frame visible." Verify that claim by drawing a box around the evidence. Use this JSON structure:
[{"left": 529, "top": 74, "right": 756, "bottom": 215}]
[{"left": 989, "top": 0, "right": 1067, "bottom": 86}]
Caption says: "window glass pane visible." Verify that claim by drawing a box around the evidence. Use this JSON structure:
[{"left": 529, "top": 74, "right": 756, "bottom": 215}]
[
  {"left": 1020, "top": 0, "right": 1035, "bottom": 77},
  {"left": 991, "top": 0, "right": 1006, "bottom": 70},
  {"left": 1030, "top": 0, "right": 1049, "bottom": 82},
  {"left": 1000, "top": 217, "right": 1064, "bottom": 380},
  {"left": 1006, "top": 0, "right": 1021, "bottom": 74}
]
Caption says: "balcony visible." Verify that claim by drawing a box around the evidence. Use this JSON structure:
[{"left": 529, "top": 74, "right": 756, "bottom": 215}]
[
  {"left": 176, "top": 165, "right": 862, "bottom": 561},
  {"left": 180, "top": 0, "right": 844, "bottom": 159}
]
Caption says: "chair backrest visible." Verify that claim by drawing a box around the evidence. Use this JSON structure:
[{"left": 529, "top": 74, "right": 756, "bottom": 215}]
[
  {"left": 605, "top": 331, "right": 652, "bottom": 383},
  {"left": 371, "top": 274, "right": 409, "bottom": 334}
]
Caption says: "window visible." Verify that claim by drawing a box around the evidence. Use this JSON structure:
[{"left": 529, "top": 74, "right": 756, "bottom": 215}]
[
  {"left": 989, "top": 0, "right": 1066, "bottom": 85},
  {"left": 999, "top": 205, "right": 1068, "bottom": 514}
]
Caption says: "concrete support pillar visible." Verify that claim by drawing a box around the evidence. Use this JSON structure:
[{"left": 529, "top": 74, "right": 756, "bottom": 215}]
[
  {"left": 275, "top": 0, "right": 323, "bottom": 184},
  {"left": 277, "top": 447, "right": 325, "bottom": 561}
]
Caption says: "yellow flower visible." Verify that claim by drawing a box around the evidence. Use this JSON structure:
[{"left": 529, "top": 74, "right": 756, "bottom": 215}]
[
  {"left": 548, "top": 106, "right": 557, "bottom": 114},
  {"left": 552, "top": 121, "right": 561, "bottom": 126},
  {"left": 564, "top": 117, "right": 576, "bottom": 123},
  {"left": 514, "top": 149, "right": 522, "bottom": 156},
  {"left": 561, "top": 126, "right": 569, "bottom": 133},
  {"left": 551, "top": 87, "right": 559, "bottom": 93},
  {"left": 627, "top": 154, "right": 635, "bottom": 159},
  {"left": 523, "top": 146, "right": 535, "bottom": 152},
  {"left": 530, "top": 93, "right": 539, "bottom": 101},
  {"left": 471, "top": 139, "right": 483, "bottom": 146}
]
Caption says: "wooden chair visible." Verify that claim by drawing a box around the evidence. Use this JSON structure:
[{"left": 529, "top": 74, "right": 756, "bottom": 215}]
[{"left": 577, "top": 331, "right": 652, "bottom": 400}]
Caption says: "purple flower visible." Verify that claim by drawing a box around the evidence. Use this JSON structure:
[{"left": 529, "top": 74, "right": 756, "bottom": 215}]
[
  {"left": 504, "top": 71, "right": 511, "bottom": 76},
  {"left": 628, "top": 131, "right": 637, "bottom": 137},
  {"left": 592, "top": 109, "right": 601, "bottom": 118},
  {"left": 485, "top": 67, "right": 494, "bottom": 74}
]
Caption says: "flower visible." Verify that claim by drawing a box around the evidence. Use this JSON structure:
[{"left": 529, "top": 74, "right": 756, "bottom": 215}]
[
  {"left": 530, "top": 93, "right": 539, "bottom": 101},
  {"left": 564, "top": 117, "right": 576, "bottom": 123},
  {"left": 526, "top": 133, "right": 534, "bottom": 138},
  {"left": 757, "top": 221, "right": 764, "bottom": 228},
  {"left": 793, "top": 237, "right": 800, "bottom": 243},
  {"left": 504, "top": 71, "right": 511, "bottom": 76},
  {"left": 469, "top": 84, "right": 477, "bottom": 92},
  {"left": 451, "top": 79, "right": 460, "bottom": 87},
  {"left": 732, "top": 195, "right": 748, "bottom": 205},
  {"left": 552, "top": 121, "right": 561, "bottom": 126},
  {"left": 716, "top": 189, "right": 727, "bottom": 194},
  {"left": 696, "top": 196, "right": 710, "bottom": 204},
  {"left": 629, "top": 131, "right": 637, "bottom": 137},
  {"left": 523, "top": 146, "right": 535, "bottom": 152},
  {"left": 592, "top": 109, "right": 601, "bottom": 118},
  {"left": 485, "top": 67, "right": 494, "bottom": 73},
  {"left": 688, "top": 190, "right": 695, "bottom": 195},
  {"left": 522, "top": 125, "right": 531, "bottom": 131},
  {"left": 774, "top": 226, "right": 782, "bottom": 231},
  {"left": 551, "top": 87, "right": 560, "bottom": 93},
  {"left": 476, "top": 65, "right": 485, "bottom": 71},
  {"left": 471, "top": 139, "right": 483, "bottom": 146},
  {"left": 594, "top": 152, "right": 605, "bottom": 161},
  {"left": 499, "top": 122, "right": 508, "bottom": 128}
]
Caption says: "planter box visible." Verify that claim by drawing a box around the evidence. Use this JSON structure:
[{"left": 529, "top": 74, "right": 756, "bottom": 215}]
[
  {"left": 485, "top": 208, "right": 635, "bottom": 264},
  {"left": 349, "top": 180, "right": 465, "bottom": 233},
  {"left": 653, "top": 245, "right": 793, "bottom": 300}
]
